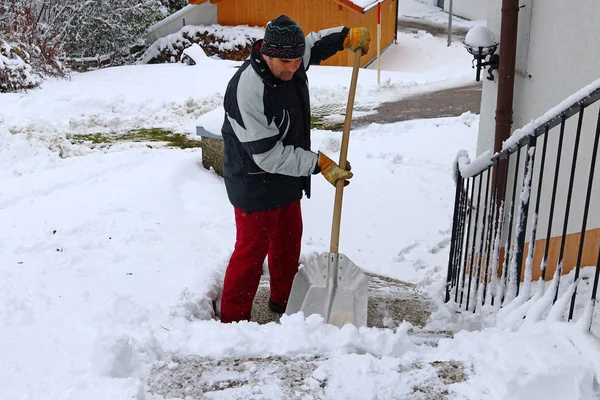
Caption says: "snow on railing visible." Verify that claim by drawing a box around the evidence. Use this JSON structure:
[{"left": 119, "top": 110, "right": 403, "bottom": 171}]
[
  {"left": 456, "top": 78, "right": 600, "bottom": 180},
  {"left": 503, "top": 78, "right": 600, "bottom": 152},
  {"left": 446, "top": 80, "right": 600, "bottom": 332}
]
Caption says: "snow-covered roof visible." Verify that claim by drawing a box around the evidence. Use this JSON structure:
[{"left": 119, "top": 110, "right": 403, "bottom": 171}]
[
  {"left": 332, "top": 0, "right": 388, "bottom": 13},
  {"left": 188, "top": 0, "right": 387, "bottom": 14}
]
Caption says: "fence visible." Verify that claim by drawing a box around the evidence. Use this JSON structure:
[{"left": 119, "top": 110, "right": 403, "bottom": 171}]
[{"left": 446, "top": 84, "right": 600, "bottom": 330}]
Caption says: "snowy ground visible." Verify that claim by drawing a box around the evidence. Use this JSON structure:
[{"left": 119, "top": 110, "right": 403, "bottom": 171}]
[
  {"left": 0, "top": 5, "right": 475, "bottom": 143},
  {"left": 1, "top": 7, "right": 600, "bottom": 400}
]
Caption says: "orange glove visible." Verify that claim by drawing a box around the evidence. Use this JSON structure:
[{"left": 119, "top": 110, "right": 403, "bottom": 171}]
[
  {"left": 318, "top": 152, "right": 353, "bottom": 187},
  {"left": 344, "top": 27, "right": 371, "bottom": 54}
]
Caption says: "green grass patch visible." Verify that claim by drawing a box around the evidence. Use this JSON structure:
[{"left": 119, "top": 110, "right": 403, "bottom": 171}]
[
  {"left": 311, "top": 115, "right": 345, "bottom": 131},
  {"left": 72, "top": 128, "right": 202, "bottom": 149},
  {"left": 73, "top": 133, "right": 112, "bottom": 144}
]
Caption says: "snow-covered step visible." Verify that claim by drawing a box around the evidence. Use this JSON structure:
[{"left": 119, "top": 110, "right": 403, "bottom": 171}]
[
  {"left": 251, "top": 272, "right": 434, "bottom": 329},
  {"left": 147, "top": 354, "right": 466, "bottom": 399}
]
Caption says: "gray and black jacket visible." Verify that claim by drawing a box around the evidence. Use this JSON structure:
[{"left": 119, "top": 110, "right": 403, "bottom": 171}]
[{"left": 221, "top": 26, "right": 350, "bottom": 213}]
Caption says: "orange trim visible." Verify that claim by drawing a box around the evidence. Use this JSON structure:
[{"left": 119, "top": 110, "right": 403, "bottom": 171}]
[
  {"left": 471, "top": 228, "right": 600, "bottom": 282},
  {"left": 187, "top": 0, "right": 208, "bottom": 4}
]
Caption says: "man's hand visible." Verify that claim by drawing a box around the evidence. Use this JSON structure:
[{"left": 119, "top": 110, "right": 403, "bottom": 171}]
[
  {"left": 318, "top": 152, "right": 353, "bottom": 187},
  {"left": 344, "top": 27, "right": 371, "bottom": 54}
]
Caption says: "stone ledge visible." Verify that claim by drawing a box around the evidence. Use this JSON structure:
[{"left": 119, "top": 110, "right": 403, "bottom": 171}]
[{"left": 196, "top": 128, "right": 224, "bottom": 177}]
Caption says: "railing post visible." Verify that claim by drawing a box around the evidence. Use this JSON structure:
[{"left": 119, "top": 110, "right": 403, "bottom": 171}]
[
  {"left": 542, "top": 117, "right": 567, "bottom": 282},
  {"left": 554, "top": 105, "right": 586, "bottom": 304},
  {"left": 590, "top": 249, "right": 600, "bottom": 332},
  {"left": 512, "top": 136, "right": 537, "bottom": 297},
  {"left": 459, "top": 179, "right": 476, "bottom": 307},
  {"left": 527, "top": 126, "right": 549, "bottom": 289},
  {"left": 454, "top": 179, "right": 469, "bottom": 301},
  {"left": 482, "top": 159, "right": 500, "bottom": 305},
  {"left": 568, "top": 107, "right": 600, "bottom": 320},
  {"left": 453, "top": 186, "right": 465, "bottom": 288},
  {"left": 495, "top": 154, "right": 512, "bottom": 306},
  {"left": 446, "top": 173, "right": 464, "bottom": 303},
  {"left": 466, "top": 173, "right": 484, "bottom": 311},
  {"left": 473, "top": 167, "right": 493, "bottom": 312},
  {"left": 502, "top": 147, "right": 522, "bottom": 303}
]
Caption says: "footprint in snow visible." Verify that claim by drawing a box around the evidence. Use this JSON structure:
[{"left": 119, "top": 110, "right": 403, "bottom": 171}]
[{"left": 393, "top": 241, "right": 420, "bottom": 262}]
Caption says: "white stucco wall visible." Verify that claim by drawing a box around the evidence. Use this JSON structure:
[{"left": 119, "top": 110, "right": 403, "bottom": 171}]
[
  {"left": 413, "top": 0, "right": 488, "bottom": 21},
  {"left": 414, "top": 0, "right": 437, "bottom": 5},
  {"left": 475, "top": 0, "right": 600, "bottom": 239},
  {"left": 445, "top": 0, "right": 488, "bottom": 21},
  {"left": 146, "top": 3, "right": 218, "bottom": 44}
]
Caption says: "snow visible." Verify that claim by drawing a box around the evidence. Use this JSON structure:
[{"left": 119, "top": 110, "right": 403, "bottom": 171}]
[
  {"left": 139, "top": 24, "right": 265, "bottom": 65},
  {"left": 196, "top": 106, "right": 224, "bottom": 137},
  {"left": 181, "top": 43, "right": 210, "bottom": 64},
  {"left": 0, "top": 27, "right": 474, "bottom": 140},
  {"left": 347, "top": 0, "right": 382, "bottom": 10},
  {"left": 0, "top": 125, "right": 62, "bottom": 178},
  {"left": 457, "top": 149, "right": 493, "bottom": 178},
  {"left": 367, "top": 29, "right": 470, "bottom": 73},
  {"left": 2, "top": 7, "right": 600, "bottom": 400},
  {"left": 464, "top": 26, "right": 498, "bottom": 49}
]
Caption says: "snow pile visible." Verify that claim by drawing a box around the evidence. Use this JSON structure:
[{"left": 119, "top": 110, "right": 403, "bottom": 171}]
[
  {"left": 0, "top": 125, "right": 64, "bottom": 177},
  {"left": 443, "top": 321, "right": 600, "bottom": 400},
  {"left": 181, "top": 43, "right": 209, "bottom": 64},
  {"left": 156, "top": 314, "right": 418, "bottom": 361}
]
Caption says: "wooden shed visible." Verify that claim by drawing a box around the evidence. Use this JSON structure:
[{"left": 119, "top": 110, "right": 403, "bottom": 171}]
[{"left": 188, "top": 0, "right": 398, "bottom": 67}]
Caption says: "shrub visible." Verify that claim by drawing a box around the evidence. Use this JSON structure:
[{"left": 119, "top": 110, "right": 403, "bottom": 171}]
[{"left": 0, "top": 38, "right": 41, "bottom": 92}]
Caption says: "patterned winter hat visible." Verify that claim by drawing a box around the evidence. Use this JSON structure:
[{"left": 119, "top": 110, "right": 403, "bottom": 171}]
[{"left": 260, "top": 15, "right": 306, "bottom": 59}]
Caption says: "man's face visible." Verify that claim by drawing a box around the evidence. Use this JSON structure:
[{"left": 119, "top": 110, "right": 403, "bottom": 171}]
[{"left": 262, "top": 55, "right": 302, "bottom": 81}]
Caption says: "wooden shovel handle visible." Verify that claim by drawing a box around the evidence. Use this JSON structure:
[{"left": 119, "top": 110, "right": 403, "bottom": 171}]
[{"left": 330, "top": 50, "right": 362, "bottom": 254}]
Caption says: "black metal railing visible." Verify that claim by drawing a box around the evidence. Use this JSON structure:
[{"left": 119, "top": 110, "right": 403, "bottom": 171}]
[{"left": 446, "top": 85, "right": 600, "bottom": 330}]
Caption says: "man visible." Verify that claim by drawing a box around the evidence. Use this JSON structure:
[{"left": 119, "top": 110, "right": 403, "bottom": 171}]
[{"left": 219, "top": 14, "right": 370, "bottom": 323}]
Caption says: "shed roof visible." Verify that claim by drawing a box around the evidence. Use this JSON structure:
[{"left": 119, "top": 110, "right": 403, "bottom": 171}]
[
  {"left": 189, "top": 0, "right": 387, "bottom": 14},
  {"left": 334, "top": 0, "right": 385, "bottom": 13}
]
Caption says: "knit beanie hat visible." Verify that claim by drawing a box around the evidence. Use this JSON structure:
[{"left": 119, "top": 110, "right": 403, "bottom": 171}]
[{"left": 260, "top": 15, "right": 306, "bottom": 59}]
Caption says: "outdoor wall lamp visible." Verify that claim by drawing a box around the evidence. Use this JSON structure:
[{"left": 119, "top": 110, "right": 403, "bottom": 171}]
[{"left": 464, "top": 26, "right": 499, "bottom": 82}]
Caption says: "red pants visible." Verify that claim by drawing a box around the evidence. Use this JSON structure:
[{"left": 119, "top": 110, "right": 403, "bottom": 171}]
[{"left": 220, "top": 201, "right": 302, "bottom": 323}]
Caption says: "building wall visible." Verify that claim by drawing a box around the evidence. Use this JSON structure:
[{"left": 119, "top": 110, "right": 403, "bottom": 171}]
[
  {"left": 445, "top": 0, "right": 487, "bottom": 21},
  {"left": 146, "top": 3, "right": 218, "bottom": 44},
  {"left": 413, "top": 0, "right": 487, "bottom": 21},
  {"left": 475, "top": 0, "right": 600, "bottom": 277},
  {"left": 215, "top": 0, "right": 397, "bottom": 67}
]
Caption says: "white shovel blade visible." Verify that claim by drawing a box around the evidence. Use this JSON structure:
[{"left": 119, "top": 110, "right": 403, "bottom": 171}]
[{"left": 285, "top": 252, "right": 368, "bottom": 327}]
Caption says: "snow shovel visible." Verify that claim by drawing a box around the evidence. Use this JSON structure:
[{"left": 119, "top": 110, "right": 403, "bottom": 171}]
[{"left": 285, "top": 51, "right": 368, "bottom": 328}]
